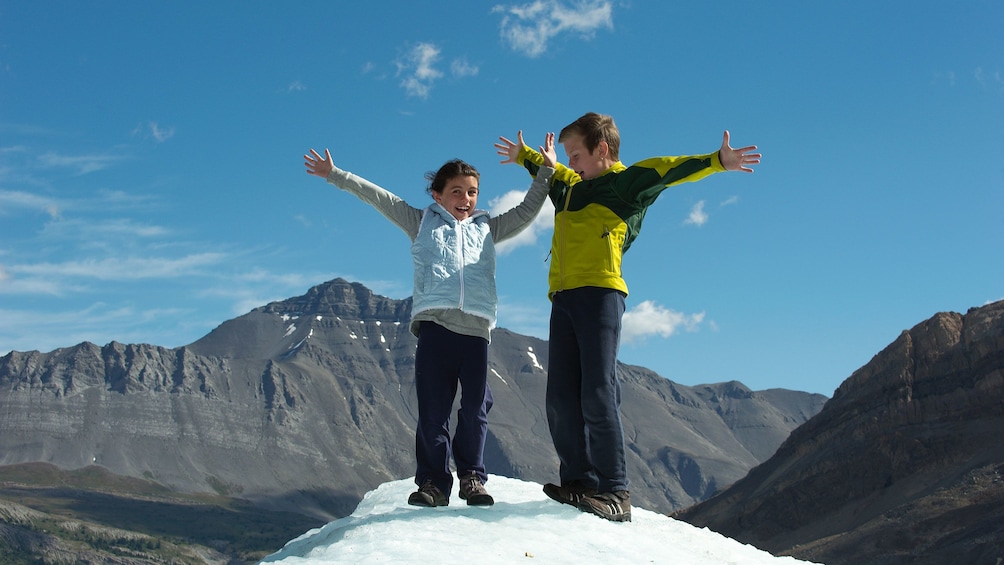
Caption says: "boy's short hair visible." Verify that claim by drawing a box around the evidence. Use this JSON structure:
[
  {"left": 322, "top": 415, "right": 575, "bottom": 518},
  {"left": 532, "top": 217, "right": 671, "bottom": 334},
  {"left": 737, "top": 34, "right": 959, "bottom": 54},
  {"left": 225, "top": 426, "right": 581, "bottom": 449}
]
[{"left": 558, "top": 112, "right": 621, "bottom": 161}]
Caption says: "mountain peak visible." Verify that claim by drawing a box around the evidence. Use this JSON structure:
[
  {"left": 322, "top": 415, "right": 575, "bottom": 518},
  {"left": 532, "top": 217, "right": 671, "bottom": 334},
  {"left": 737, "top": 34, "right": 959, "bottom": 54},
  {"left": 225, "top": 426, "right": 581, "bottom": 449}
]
[{"left": 257, "top": 278, "right": 411, "bottom": 322}]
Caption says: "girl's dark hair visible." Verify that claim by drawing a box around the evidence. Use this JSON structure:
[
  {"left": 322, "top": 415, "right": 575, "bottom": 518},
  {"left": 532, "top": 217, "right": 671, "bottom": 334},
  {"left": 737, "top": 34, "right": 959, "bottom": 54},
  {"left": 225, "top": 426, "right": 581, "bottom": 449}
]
[{"left": 425, "top": 159, "right": 480, "bottom": 195}]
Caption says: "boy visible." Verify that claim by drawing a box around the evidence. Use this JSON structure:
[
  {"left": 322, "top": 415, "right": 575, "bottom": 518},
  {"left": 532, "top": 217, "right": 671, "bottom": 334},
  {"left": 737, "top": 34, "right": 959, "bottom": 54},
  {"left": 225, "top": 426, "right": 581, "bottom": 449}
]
[{"left": 495, "top": 112, "right": 760, "bottom": 522}]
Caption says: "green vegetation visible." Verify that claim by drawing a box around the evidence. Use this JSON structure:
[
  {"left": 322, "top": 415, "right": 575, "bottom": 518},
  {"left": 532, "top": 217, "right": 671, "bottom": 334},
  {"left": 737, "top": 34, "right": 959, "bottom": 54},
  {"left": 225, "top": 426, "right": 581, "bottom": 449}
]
[{"left": 0, "top": 463, "right": 324, "bottom": 564}]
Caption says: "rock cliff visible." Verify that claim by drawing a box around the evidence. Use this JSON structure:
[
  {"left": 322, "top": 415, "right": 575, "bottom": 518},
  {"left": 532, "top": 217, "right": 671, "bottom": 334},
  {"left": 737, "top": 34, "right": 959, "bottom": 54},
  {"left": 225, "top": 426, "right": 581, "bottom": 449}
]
[{"left": 674, "top": 300, "right": 1004, "bottom": 564}]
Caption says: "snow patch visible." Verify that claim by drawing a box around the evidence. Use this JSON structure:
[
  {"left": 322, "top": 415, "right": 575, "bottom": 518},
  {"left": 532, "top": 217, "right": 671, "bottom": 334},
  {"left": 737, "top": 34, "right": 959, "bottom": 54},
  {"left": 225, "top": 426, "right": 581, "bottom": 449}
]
[
  {"left": 262, "top": 476, "right": 819, "bottom": 564},
  {"left": 526, "top": 346, "right": 544, "bottom": 371},
  {"left": 491, "top": 368, "right": 508, "bottom": 385}
]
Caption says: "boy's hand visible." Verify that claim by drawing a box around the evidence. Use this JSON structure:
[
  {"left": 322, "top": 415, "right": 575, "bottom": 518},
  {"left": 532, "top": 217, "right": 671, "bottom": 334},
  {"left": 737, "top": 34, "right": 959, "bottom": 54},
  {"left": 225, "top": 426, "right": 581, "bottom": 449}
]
[
  {"left": 495, "top": 131, "right": 526, "bottom": 165},
  {"left": 541, "top": 132, "right": 557, "bottom": 167},
  {"left": 305, "top": 148, "right": 334, "bottom": 178},
  {"left": 719, "top": 131, "right": 761, "bottom": 173}
]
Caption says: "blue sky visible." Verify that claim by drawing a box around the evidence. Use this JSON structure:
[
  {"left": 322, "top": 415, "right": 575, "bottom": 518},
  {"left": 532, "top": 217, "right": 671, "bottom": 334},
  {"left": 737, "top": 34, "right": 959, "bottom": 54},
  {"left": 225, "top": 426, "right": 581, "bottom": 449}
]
[{"left": 1, "top": 1, "right": 1001, "bottom": 396}]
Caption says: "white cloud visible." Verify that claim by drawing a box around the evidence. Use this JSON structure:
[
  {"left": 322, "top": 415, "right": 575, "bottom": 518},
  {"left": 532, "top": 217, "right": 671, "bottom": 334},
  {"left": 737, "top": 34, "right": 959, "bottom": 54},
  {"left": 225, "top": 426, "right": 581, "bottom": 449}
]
[
  {"left": 148, "top": 122, "right": 175, "bottom": 142},
  {"left": 684, "top": 200, "right": 708, "bottom": 226},
  {"left": 450, "top": 56, "right": 479, "bottom": 78},
  {"left": 974, "top": 66, "right": 1004, "bottom": 90},
  {"left": 493, "top": 0, "right": 614, "bottom": 58},
  {"left": 621, "top": 300, "right": 704, "bottom": 343},
  {"left": 932, "top": 70, "right": 956, "bottom": 87},
  {"left": 9, "top": 253, "right": 226, "bottom": 281},
  {"left": 39, "top": 218, "right": 169, "bottom": 240},
  {"left": 287, "top": 80, "right": 306, "bottom": 92},
  {"left": 720, "top": 195, "right": 739, "bottom": 207},
  {"left": 488, "top": 189, "right": 555, "bottom": 254},
  {"left": 396, "top": 42, "right": 444, "bottom": 98},
  {"left": 37, "top": 151, "right": 123, "bottom": 175},
  {"left": 0, "top": 189, "right": 61, "bottom": 219}
]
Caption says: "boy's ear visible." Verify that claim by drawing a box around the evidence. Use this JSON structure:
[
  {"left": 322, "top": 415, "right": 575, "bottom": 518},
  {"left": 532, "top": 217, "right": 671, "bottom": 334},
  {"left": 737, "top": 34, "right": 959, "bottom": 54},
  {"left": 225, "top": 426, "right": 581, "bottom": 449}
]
[{"left": 596, "top": 140, "right": 609, "bottom": 159}]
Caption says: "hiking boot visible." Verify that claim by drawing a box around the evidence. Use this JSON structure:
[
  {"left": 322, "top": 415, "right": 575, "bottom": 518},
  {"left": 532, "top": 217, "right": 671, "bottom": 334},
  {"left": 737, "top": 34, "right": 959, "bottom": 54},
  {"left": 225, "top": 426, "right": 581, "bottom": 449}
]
[
  {"left": 408, "top": 480, "right": 448, "bottom": 507},
  {"left": 458, "top": 473, "right": 494, "bottom": 506},
  {"left": 542, "top": 482, "right": 597, "bottom": 508},
  {"left": 579, "top": 490, "right": 631, "bottom": 522}
]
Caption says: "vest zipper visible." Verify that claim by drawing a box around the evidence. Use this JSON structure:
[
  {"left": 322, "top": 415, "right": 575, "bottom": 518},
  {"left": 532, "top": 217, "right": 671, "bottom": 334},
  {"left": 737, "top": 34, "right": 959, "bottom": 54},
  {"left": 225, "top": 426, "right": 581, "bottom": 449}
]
[{"left": 455, "top": 221, "right": 465, "bottom": 310}]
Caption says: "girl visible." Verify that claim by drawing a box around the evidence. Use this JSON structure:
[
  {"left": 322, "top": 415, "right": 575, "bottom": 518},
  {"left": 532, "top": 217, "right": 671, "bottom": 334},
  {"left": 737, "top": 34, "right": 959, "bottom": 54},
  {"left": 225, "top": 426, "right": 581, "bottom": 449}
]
[{"left": 304, "top": 137, "right": 555, "bottom": 506}]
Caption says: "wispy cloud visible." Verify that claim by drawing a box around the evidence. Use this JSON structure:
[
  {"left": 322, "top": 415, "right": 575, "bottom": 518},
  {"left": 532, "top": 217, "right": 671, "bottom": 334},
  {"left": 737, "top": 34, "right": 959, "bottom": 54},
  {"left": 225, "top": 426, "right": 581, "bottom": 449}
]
[
  {"left": 396, "top": 42, "right": 444, "bottom": 98},
  {"left": 493, "top": 0, "right": 614, "bottom": 58},
  {"left": 393, "top": 43, "right": 479, "bottom": 98},
  {"left": 39, "top": 217, "right": 169, "bottom": 240},
  {"left": 9, "top": 253, "right": 226, "bottom": 281},
  {"left": 684, "top": 200, "right": 708, "bottom": 226},
  {"left": 288, "top": 80, "right": 307, "bottom": 92},
  {"left": 131, "top": 122, "right": 175, "bottom": 143},
  {"left": 38, "top": 151, "right": 124, "bottom": 175},
  {"left": 0, "top": 189, "right": 61, "bottom": 219},
  {"left": 149, "top": 122, "right": 175, "bottom": 142},
  {"left": 621, "top": 300, "right": 704, "bottom": 344},
  {"left": 974, "top": 66, "right": 1004, "bottom": 91},
  {"left": 931, "top": 70, "right": 956, "bottom": 87},
  {"left": 488, "top": 189, "right": 555, "bottom": 254},
  {"left": 450, "top": 57, "right": 479, "bottom": 78},
  {"left": 0, "top": 302, "right": 196, "bottom": 354}
]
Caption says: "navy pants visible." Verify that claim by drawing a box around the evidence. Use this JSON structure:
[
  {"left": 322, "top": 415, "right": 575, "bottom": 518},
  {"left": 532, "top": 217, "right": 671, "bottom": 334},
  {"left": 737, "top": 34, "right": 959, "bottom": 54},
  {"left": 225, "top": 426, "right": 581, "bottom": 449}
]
[
  {"left": 413, "top": 321, "right": 493, "bottom": 495},
  {"left": 547, "top": 286, "right": 628, "bottom": 493}
]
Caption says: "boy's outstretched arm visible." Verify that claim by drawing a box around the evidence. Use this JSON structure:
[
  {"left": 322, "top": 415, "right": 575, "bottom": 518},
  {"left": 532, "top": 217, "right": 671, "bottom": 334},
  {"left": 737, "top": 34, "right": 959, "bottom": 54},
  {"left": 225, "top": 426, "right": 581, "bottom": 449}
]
[
  {"left": 718, "top": 131, "right": 761, "bottom": 173},
  {"left": 304, "top": 148, "right": 334, "bottom": 178}
]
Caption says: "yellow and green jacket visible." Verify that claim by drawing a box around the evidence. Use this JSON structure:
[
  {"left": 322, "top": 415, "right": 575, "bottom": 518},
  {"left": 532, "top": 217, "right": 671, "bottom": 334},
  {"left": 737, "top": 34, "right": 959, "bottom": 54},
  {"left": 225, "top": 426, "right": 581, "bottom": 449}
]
[{"left": 516, "top": 145, "right": 725, "bottom": 299}]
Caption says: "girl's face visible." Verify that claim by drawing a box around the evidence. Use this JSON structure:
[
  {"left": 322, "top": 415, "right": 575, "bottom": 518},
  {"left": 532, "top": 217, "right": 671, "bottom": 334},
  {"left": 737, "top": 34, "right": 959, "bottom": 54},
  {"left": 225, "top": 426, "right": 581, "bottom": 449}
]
[{"left": 433, "top": 175, "right": 479, "bottom": 221}]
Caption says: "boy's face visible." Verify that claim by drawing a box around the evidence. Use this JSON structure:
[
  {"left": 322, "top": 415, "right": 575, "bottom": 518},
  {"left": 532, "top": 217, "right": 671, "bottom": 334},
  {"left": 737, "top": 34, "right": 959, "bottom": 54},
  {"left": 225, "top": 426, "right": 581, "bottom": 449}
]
[
  {"left": 433, "top": 175, "right": 479, "bottom": 221},
  {"left": 561, "top": 134, "right": 608, "bottom": 180}
]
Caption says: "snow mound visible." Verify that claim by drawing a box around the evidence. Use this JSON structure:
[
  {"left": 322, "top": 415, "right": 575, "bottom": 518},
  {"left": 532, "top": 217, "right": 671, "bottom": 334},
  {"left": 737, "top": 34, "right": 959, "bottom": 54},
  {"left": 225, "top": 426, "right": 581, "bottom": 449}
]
[{"left": 262, "top": 475, "right": 821, "bottom": 564}]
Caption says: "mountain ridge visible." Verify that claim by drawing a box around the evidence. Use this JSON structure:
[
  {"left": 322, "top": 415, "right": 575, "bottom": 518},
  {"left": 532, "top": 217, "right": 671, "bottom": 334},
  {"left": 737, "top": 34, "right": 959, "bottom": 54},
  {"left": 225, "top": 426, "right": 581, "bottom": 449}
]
[{"left": 0, "top": 278, "right": 825, "bottom": 521}]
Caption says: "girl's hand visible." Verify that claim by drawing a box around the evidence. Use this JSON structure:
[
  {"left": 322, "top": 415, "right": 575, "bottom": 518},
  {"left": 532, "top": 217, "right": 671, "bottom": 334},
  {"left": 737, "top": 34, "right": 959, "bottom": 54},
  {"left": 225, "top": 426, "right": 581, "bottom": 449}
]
[
  {"left": 304, "top": 148, "right": 334, "bottom": 178},
  {"left": 494, "top": 131, "right": 526, "bottom": 165}
]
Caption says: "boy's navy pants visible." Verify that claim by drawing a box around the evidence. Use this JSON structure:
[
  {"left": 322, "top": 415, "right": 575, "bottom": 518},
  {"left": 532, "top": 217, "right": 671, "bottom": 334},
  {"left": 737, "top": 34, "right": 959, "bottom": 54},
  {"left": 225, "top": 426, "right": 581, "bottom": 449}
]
[
  {"left": 546, "top": 286, "right": 628, "bottom": 493},
  {"left": 413, "top": 321, "right": 493, "bottom": 496}
]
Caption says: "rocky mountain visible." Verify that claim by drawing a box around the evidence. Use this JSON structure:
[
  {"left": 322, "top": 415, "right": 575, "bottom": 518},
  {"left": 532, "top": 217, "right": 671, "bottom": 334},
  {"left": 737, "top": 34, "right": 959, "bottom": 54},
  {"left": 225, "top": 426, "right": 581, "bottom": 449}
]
[
  {"left": 0, "top": 278, "right": 825, "bottom": 522},
  {"left": 674, "top": 299, "right": 1004, "bottom": 565}
]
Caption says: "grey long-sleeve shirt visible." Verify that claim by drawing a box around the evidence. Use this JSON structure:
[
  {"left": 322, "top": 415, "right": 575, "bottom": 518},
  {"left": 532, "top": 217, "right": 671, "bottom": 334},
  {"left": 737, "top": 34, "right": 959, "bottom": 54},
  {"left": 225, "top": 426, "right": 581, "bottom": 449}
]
[{"left": 325, "top": 165, "right": 554, "bottom": 341}]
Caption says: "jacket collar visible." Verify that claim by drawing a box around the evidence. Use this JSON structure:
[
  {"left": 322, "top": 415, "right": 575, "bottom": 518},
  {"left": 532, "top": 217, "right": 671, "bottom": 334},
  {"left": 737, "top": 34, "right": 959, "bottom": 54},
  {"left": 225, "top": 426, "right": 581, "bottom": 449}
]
[{"left": 428, "top": 202, "right": 489, "bottom": 225}]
